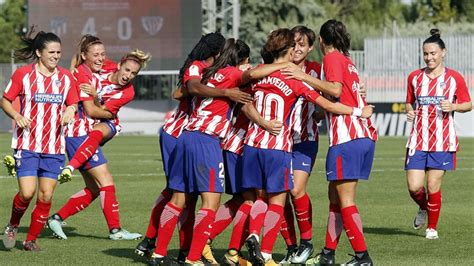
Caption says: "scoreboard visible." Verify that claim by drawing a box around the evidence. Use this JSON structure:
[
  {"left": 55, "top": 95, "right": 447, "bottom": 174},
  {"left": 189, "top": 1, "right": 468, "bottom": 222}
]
[{"left": 27, "top": 0, "right": 202, "bottom": 70}]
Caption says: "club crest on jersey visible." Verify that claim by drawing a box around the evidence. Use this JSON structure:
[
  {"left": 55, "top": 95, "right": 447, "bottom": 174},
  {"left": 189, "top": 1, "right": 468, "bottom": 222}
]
[
  {"left": 54, "top": 79, "right": 62, "bottom": 87},
  {"left": 34, "top": 93, "right": 63, "bottom": 104},
  {"left": 439, "top": 82, "right": 446, "bottom": 90},
  {"left": 97, "top": 85, "right": 115, "bottom": 101},
  {"left": 141, "top": 16, "right": 163, "bottom": 36},
  {"left": 348, "top": 64, "right": 359, "bottom": 75},
  {"left": 418, "top": 96, "right": 446, "bottom": 106}
]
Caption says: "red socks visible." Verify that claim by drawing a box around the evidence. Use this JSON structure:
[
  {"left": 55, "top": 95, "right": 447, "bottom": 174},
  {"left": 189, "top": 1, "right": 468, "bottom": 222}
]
[
  {"left": 209, "top": 199, "right": 240, "bottom": 241},
  {"left": 178, "top": 198, "right": 196, "bottom": 251},
  {"left": 325, "top": 203, "right": 343, "bottom": 250},
  {"left": 293, "top": 193, "right": 313, "bottom": 240},
  {"left": 249, "top": 198, "right": 268, "bottom": 235},
  {"left": 26, "top": 200, "right": 51, "bottom": 241},
  {"left": 341, "top": 205, "right": 367, "bottom": 252},
  {"left": 427, "top": 191, "right": 442, "bottom": 229},
  {"left": 280, "top": 201, "right": 297, "bottom": 246},
  {"left": 261, "top": 204, "right": 284, "bottom": 254},
  {"left": 229, "top": 202, "right": 252, "bottom": 251},
  {"left": 57, "top": 188, "right": 97, "bottom": 220},
  {"left": 69, "top": 130, "right": 103, "bottom": 169},
  {"left": 154, "top": 202, "right": 182, "bottom": 256},
  {"left": 410, "top": 187, "right": 427, "bottom": 210},
  {"left": 145, "top": 189, "right": 172, "bottom": 239},
  {"left": 187, "top": 209, "right": 216, "bottom": 261},
  {"left": 9, "top": 193, "right": 30, "bottom": 227},
  {"left": 100, "top": 185, "right": 121, "bottom": 231}
]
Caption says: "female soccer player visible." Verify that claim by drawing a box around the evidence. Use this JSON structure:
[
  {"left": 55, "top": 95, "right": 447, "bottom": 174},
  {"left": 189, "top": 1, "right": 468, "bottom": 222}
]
[
  {"left": 241, "top": 28, "right": 374, "bottom": 265},
  {"left": 57, "top": 49, "right": 151, "bottom": 182},
  {"left": 1, "top": 28, "right": 78, "bottom": 251},
  {"left": 47, "top": 35, "right": 141, "bottom": 241},
  {"left": 279, "top": 25, "right": 322, "bottom": 264},
  {"left": 405, "top": 29, "right": 472, "bottom": 239},
  {"left": 297, "top": 20, "right": 377, "bottom": 266}
]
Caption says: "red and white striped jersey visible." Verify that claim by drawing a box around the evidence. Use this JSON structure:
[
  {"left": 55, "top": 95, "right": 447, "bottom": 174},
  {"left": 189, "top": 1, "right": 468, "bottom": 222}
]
[
  {"left": 64, "top": 63, "right": 98, "bottom": 137},
  {"left": 3, "top": 64, "right": 79, "bottom": 154},
  {"left": 222, "top": 111, "right": 250, "bottom": 155},
  {"left": 290, "top": 60, "right": 322, "bottom": 144},
  {"left": 163, "top": 60, "right": 208, "bottom": 137},
  {"left": 244, "top": 69, "right": 321, "bottom": 152},
  {"left": 186, "top": 66, "right": 243, "bottom": 138},
  {"left": 91, "top": 71, "right": 135, "bottom": 129},
  {"left": 406, "top": 68, "right": 471, "bottom": 151},
  {"left": 321, "top": 51, "right": 378, "bottom": 147}
]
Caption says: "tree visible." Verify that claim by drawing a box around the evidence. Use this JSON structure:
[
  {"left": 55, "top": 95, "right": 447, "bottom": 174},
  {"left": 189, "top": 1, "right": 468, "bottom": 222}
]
[{"left": 0, "top": 0, "right": 27, "bottom": 63}]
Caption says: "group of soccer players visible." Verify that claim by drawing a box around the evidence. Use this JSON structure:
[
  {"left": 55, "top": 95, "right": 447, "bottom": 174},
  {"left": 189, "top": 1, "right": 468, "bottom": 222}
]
[
  {"left": 1, "top": 27, "right": 150, "bottom": 251},
  {"left": 1, "top": 18, "right": 472, "bottom": 266}
]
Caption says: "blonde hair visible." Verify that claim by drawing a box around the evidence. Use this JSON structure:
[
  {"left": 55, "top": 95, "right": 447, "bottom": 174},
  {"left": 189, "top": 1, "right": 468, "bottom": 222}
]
[{"left": 120, "top": 49, "right": 151, "bottom": 70}]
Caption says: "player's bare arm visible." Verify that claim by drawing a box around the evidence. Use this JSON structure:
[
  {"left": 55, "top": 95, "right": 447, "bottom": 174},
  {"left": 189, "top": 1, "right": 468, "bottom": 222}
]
[
  {"left": 241, "top": 102, "right": 282, "bottom": 135},
  {"left": 83, "top": 100, "right": 114, "bottom": 120},
  {"left": 186, "top": 77, "right": 253, "bottom": 104},
  {"left": 0, "top": 97, "right": 32, "bottom": 128}
]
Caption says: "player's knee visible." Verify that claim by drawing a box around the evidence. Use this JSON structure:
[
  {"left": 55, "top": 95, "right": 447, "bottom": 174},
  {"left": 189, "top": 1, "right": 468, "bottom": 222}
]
[
  {"left": 290, "top": 186, "right": 306, "bottom": 198},
  {"left": 19, "top": 191, "right": 35, "bottom": 203},
  {"left": 37, "top": 192, "right": 54, "bottom": 203}
]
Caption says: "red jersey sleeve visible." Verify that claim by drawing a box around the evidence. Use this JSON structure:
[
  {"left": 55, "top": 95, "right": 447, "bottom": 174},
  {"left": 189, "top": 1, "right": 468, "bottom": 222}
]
[
  {"left": 3, "top": 67, "right": 27, "bottom": 101},
  {"left": 453, "top": 72, "right": 471, "bottom": 104},
  {"left": 323, "top": 53, "right": 344, "bottom": 84},
  {"left": 406, "top": 71, "right": 418, "bottom": 104},
  {"left": 184, "top": 61, "right": 206, "bottom": 86},
  {"left": 104, "top": 84, "right": 135, "bottom": 115},
  {"left": 294, "top": 80, "right": 320, "bottom": 103},
  {"left": 74, "top": 64, "right": 95, "bottom": 101}
]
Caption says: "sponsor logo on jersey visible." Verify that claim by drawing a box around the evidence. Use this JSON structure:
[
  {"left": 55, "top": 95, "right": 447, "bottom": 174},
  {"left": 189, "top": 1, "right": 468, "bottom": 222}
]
[
  {"left": 348, "top": 64, "right": 359, "bottom": 75},
  {"left": 34, "top": 93, "right": 63, "bottom": 104},
  {"left": 417, "top": 96, "right": 446, "bottom": 106}
]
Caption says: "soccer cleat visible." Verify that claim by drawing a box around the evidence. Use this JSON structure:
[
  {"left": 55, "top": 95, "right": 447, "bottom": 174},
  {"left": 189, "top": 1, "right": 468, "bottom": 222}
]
[
  {"left": 245, "top": 235, "right": 265, "bottom": 265},
  {"left": 425, "top": 228, "right": 439, "bottom": 239},
  {"left": 184, "top": 259, "right": 205, "bottom": 265},
  {"left": 264, "top": 259, "right": 279, "bottom": 266},
  {"left": 3, "top": 155, "right": 16, "bottom": 177},
  {"left": 177, "top": 250, "right": 188, "bottom": 264},
  {"left": 47, "top": 216, "right": 68, "bottom": 240},
  {"left": 135, "top": 237, "right": 156, "bottom": 257},
  {"left": 109, "top": 228, "right": 142, "bottom": 240},
  {"left": 58, "top": 166, "right": 73, "bottom": 184},
  {"left": 343, "top": 252, "right": 373, "bottom": 266},
  {"left": 306, "top": 249, "right": 335, "bottom": 265},
  {"left": 148, "top": 255, "right": 172, "bottom": 266},
  {"left": 2, "top": 224, "right": 18, "bottom": 249},
  {"left": 280, "top": 245, "right": 298, "bottom": 264},
  {"left": 202, "top": 242, "right": 218, "bottom": 264},
  {"left": 23, "top": 240, "right": 41, "bottom": 252},
  {"left": 222, "top": 249, "right": 247, "bottom": 265},
  {"left": 291, "top": 241, "right": 314, "bottom": 263},
  {"left": 413, "top": 208, "right": 427, "bottom": 230}
]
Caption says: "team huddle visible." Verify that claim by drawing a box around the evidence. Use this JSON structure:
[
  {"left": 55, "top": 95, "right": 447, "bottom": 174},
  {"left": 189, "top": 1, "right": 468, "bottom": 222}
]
[{"left": 1, "top": 19, "right": 472, "bottom": 266}]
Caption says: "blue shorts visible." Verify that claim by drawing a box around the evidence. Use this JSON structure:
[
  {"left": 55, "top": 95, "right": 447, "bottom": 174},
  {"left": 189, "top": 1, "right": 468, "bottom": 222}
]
[
  {"left": 405, "top": 149, "right": 456, "bottom": 171},
  {"left": 292, "top": 141, "right": 318, "bottom": 174},
  {"left": 224, "top": 150, "right": 244, "bottom": 195},
  {"left": 13, "top": 150, "right": 65, "bottom": 180},
  {"left": 168, "top": 131, "right": 224, "bottom": 193},
  {"left": 241, "top": 145, "right": 293, "bottom": 193},
  {"left": 99, "top": 120, "right": 118, "bottom": 146},
  {"left": 326, "top": 138, "right": 375, "bottom": 181},
  {"left": 159, "top": 128, "right": 178, "bottom": 178},
  {"left": 66, "top": 136, "right": 107, "bottom": 171}
]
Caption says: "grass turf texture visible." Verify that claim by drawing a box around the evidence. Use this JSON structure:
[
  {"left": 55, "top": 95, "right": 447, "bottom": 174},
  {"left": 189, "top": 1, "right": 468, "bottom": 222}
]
[{"left": 0, "top": 133, "right": 473, "bottom": 265}]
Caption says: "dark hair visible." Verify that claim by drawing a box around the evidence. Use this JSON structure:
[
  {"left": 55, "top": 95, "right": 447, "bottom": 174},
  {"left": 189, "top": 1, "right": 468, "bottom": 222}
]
[
  {"left": 423, "top": 28, "right": 445, "bottom": 49},
  {"left": 319, "top": 19, "right": 351, "bottom": 56},
  {"left": 291, "top": 25, "right": 316, "bottom": 46},
  {"left": 73, "top": 34, "right": 104, "bottom": 68},
  {"left": 177, "top": 32, "right": 225, "bottom": 87},
  {"left": 262, "top": 28, "right": 295, "bottom": 61},
  {"left": 201, "top": 39, "right": 250, "bottom": 83},
  {"left": 14, "top": 26, "right": 61, "bottom": 62},
  {"left": 260, "top": 46, "right": 274, "bottom": 64}
]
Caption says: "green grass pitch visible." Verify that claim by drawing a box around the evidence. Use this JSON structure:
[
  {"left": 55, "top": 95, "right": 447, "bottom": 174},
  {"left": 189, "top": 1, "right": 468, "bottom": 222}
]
[{"left": 0, "top": 133, "right": 473, "bottom": 265}]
